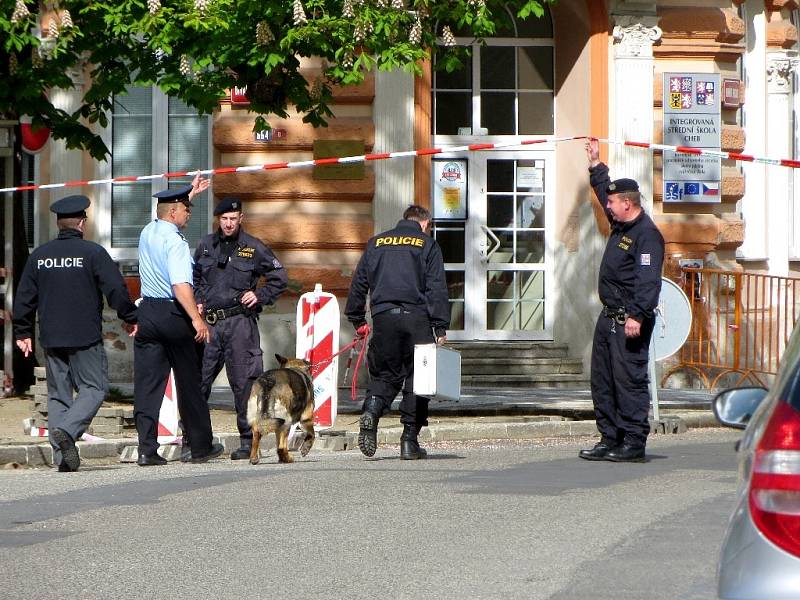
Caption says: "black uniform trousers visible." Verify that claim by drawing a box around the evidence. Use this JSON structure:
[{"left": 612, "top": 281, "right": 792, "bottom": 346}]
[
  {"left": 200, "top": 313, "right": 263, "bottom": 442},
  {"left": 134, "top": 299, "right": 214, "bottom": 457},
  {"left": 365, "top": 309, "right": 435, "bottom": 426},
  {"left": 590, "top": 312, "right": 654, "bottom": 448}
]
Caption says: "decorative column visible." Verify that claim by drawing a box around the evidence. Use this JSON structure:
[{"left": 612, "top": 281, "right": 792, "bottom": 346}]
[
  {"left": 766, "top": 52, "right": 798, "bottom": 276},
  {"left": 373, "top": 69, "right": 415, "bottom": 232},
  {"left": 738, "top": 3, "right": 767, "bottom": 261},
  {"left": 610, "top": 14, "right": 662, "bottom": 214},
  {"left": 48, "top": 65, "right": 85, "bottom": 209}
]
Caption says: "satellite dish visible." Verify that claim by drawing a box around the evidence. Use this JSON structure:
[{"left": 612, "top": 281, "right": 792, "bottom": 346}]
[{"left": 651, "top": 277, "right": 692, "bottom": 361}]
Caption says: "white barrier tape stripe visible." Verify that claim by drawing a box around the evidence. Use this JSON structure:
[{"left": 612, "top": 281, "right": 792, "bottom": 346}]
[{"left": 5, "top": 135, "right": 800, "bottom": 194}]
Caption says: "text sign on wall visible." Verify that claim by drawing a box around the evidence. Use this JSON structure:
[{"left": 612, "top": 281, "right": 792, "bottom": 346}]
[
  {"left": 230, "top": 86, "right": 250, "bottom": 107},
  {"left": 662, "top": 72, "right": 722, "bottom": 203},
  {"left": 722, "top": 79, "right": 741, "bottom": 109},
  {"left": 432, "top": 159, "right": 468, "bottom": 220}
]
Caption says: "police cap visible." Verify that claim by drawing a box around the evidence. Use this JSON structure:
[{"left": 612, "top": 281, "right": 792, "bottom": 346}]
[
  {"left": 606, "top": 178, "right": 639, "bottom": 195},
  {"left": 153, "top": 184, "right": 194, "bottom": 207},
  {"left": 50, "top": 195, "right": 90, "bottom": 218},
  {"left": 213, "top": 196, "right": 243, "bottom": 216}
]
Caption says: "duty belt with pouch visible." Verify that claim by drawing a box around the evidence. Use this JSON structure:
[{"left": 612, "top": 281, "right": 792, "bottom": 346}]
[
  {"left": 205, "top": 304, "right": 253, "bottom": 325},
  {"left": 602, "top": 305, "right": 629, "bottom": 325}
]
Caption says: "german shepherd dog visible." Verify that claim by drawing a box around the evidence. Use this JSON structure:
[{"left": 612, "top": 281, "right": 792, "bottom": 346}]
[{"left": 247, "top": 354, "right": 315, "bottom": 464}]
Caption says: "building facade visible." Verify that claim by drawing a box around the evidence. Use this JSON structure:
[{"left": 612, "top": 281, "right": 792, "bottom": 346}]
[{"left": 14, "top": 0, "right": 800, "bottom": 384}]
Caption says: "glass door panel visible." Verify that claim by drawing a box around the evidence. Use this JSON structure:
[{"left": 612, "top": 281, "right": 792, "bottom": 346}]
[{"left": 432, "top": 151, "right": 552, "bottom": 340}]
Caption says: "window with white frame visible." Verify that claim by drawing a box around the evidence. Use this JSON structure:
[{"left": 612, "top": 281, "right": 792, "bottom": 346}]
[
  {"left": 104, "top": 85, "right": 210, "bottom": 260},
  {"left": 432, "top": 5, "right": 554, "bottom": 136}
]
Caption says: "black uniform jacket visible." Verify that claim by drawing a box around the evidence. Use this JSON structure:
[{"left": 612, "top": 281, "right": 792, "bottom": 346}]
[
  {"left": 193, "top": 228, "right": 287, "bottom": 310},
  {"left": 345, "top": 219, "right": 450, "bottom": 336},
  {"left": 590, "top": 162, "right": 665, "bottom": 321},
  {"left": 13, "top": 229, "right": 137, "bottom": 349}
]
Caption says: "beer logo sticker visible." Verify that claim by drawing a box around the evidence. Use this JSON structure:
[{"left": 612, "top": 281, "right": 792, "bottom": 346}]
[
  {"left": 439, "top": 162, "right": 462, "bottom": 182},
  {"left": 432, "top": 158, "right": 467, "bottom": 220}
]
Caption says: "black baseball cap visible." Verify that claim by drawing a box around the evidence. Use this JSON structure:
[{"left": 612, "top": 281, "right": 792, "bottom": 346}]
[{"left": 606, "top": 178, "right": 639, "bottom": 194}]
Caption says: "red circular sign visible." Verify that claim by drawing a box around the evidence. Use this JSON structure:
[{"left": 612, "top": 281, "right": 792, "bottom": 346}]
[{"left": 20, "top": 117, "right": 51, "bottom": 154}]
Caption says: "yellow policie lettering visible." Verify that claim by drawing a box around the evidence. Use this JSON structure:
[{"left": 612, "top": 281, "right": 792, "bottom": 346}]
[{"left": 375, "top": 236, "right": 425, "bottom": 248}]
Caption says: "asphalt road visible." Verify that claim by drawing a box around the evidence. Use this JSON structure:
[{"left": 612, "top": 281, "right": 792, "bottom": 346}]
[{"left": 0, "top": 429, "right": 742, "bottom": 600}]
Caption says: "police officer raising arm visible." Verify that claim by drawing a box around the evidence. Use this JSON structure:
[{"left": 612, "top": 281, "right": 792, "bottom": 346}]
[
  {"left": 13, "top": 195, "right": 138, "bottom": 472},
  {"left": 133, "top": 178, "right": 224, "bottom": 466},
  {"left": 345, "top": 204, "right": 449, "bottom": 460},
  {"left": 192, "top": 196, "right": 288, "bottom": 461},
  {"left": 579, "top": 138, "right": 665, "bottom": 463}
]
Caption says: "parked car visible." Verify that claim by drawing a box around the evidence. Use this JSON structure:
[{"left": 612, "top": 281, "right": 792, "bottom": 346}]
[{"left": 713, "top": 335, "right": 800, "bottom": 598}]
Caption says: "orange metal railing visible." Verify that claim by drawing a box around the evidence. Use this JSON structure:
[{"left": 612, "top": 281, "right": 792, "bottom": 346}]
[{"left": 662, "top": 268, "right": 800, "bottom": 389}]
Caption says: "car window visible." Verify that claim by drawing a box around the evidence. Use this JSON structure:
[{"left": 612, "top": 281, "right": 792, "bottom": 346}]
[{"left": 770, "top": 324, "right": 800, "bottom": 412}]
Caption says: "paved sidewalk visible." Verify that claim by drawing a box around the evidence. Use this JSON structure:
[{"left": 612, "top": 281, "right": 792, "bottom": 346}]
[{"left": 0, "top": 386, "right": 718, "bottom": 468}]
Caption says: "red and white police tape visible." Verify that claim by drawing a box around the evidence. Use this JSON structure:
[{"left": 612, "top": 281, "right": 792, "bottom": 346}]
[{"left": 4, "top": 134, "right": 798, "bottom": 195}]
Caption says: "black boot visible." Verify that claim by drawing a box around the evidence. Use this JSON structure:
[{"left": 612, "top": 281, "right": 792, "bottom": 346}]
[
  {"left": 358, "top": 396, "right": 383, "bottom": 457},
  {"left": 578, "top": 439, "right": 617, "bottom": 461},
  {"left": 400, "top": 425, "right": 427, "bottom": 460},
  {"left": 230, "top": 443, "right": 252, "bottom": 461}
]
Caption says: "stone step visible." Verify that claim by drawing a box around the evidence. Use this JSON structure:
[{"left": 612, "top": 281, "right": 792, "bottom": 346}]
[
  {"left": 447, "top": 342, "right": 571, "bottom": 359},
  {"left": 461, "top": 374, "right": 591, "bottom": 388},
  {"left": 461, "top": 358, "right": 584, "bottom": 376}
]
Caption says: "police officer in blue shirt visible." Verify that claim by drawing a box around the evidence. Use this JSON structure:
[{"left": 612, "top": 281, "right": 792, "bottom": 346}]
[
  {"left": 193, "top": 196, "right": 288, "bottom": 460},
  {"left": 13, "top": 194, "right": 137, "bottom": 472},
  {"left": 134, "top": 180, "right": 224, "bottom": 466},
  {"left": 581, "top": 138, "right": 665, "bottom": 463}
]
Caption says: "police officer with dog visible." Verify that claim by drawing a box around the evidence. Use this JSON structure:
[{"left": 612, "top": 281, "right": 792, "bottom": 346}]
[
  {"left": 192, "top": 196, "right": 287, "bottom": 460},
  {"left": 345, "top": 204, "right": 449, "bottom": 460},
  {"left": 580, "top": 138, "right": 665, "bottom": 463},
  {"left": 134, "top": 179, "right": 224, "bottom": 466},
  {"left": 13, "top": 195, "right": 137, "bottom": 472}
]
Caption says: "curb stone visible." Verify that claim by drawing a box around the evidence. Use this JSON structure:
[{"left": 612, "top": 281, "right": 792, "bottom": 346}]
[{"left": 0, "top": 413, "right": 721, "bottom": 467}]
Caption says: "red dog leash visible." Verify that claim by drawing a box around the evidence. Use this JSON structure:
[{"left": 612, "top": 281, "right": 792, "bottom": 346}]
[{"left": 310, "top": 325, "right": 370, "bottom": 401}]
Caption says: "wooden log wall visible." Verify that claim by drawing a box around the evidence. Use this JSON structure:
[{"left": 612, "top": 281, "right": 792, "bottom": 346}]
[{"left": 213, "top": 62, "right": 376, "bottom": 296}]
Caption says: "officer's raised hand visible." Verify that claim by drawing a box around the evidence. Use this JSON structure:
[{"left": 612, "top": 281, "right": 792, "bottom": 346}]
[
  {"left": 586, "top": 137, "right": 601, "bottom": 167},
  {"left": 188, "top": 174, "right": 210, "bottom": 201}
]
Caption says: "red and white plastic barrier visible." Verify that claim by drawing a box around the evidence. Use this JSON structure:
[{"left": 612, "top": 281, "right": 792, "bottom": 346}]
[
  {"left": 157, "top": 370, "right": 180, "bottom": 444},
  {"left": 296, "top": 284, "right": 340, "bottom": 430},
  {"left": 0, "top": 136, "right": 579, "bottom": 193},
  {"left": 5, "top": 134, "right": 800, "bottom": 195}
]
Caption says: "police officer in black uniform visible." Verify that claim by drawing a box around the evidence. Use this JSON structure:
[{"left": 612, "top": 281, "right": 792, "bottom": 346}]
[
  {"left": 13, "top": 195, "right": 137, "bottom": 472},
  {"left": 193, "top": 196, "right": 288, "bottom": 460},
  {"left": 345, "top": 204, "right": 449, "bottom": 460},
  {"left": 580, "top": 138, "right": 665, "bottom": 463}
]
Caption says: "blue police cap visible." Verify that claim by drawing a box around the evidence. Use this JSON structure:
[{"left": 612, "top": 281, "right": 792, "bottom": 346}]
[
  {"left": 606, "top": 178, "right": 639, "bottom": 195},
  {"left": 50, "top": 194, "right": 90, "bottom": 217},
  {"left": 213, "top": 196, "right": 243, "bottom": 216},
  {"left": 153, "top": 184, "right": 194, "bottom": 207}
]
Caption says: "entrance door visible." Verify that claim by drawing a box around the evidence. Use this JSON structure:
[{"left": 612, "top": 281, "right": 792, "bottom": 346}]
[{"left": 432, "top": 150, "right": 554, "bottom": 340}]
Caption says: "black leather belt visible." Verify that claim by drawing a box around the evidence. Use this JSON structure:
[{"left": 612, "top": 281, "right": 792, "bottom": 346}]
[{"left": 205, "top": 304, "right": 250, "bottom": 325}]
